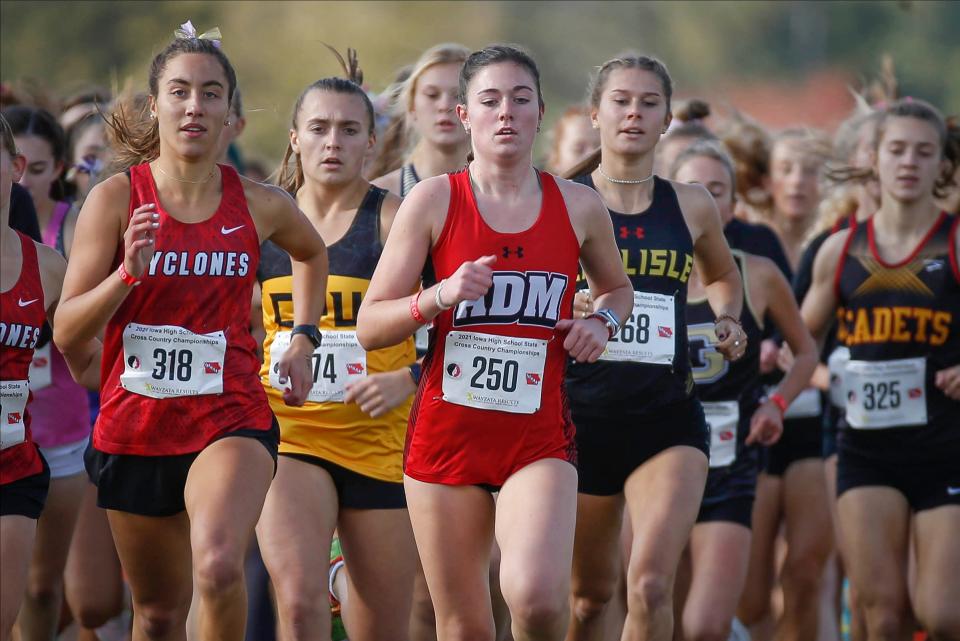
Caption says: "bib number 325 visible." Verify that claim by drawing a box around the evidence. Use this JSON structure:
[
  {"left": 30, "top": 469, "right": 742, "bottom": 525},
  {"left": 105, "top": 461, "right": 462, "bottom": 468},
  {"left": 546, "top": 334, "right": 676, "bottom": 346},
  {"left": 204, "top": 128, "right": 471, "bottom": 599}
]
[{"left": 845, "top": 357, "right": 927, "bottom": 429}]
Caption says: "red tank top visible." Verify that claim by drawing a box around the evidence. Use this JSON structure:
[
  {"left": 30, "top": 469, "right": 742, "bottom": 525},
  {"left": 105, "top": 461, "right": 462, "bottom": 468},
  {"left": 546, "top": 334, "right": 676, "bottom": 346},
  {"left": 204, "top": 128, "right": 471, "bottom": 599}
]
[
  {"left": 405, "top": 169, "right": 579, "bottom": 486},
  {"left": 1, "top": 233, "right": 45, "bottom": 484},
  {"left": 95, "top": 163, "right": 273, "bottom": 456}
]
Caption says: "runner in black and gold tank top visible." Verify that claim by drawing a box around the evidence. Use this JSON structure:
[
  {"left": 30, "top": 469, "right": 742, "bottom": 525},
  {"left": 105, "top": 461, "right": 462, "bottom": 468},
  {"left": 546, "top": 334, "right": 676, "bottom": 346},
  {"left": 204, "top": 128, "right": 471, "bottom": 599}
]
[
  {"left": 255, "top": 62, "right": 419, "bottom": 639},
  {"left": 803, "top": 99, "right": 960, "bottom": 641},
  {"left": 562, "top": 55, "right": 747, "bottom": 641}
]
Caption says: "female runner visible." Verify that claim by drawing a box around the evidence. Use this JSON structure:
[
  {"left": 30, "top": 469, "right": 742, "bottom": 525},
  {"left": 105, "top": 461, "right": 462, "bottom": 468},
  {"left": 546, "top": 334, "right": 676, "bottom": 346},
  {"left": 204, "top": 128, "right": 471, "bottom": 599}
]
[
  {"left": 358, "top": 44, "right": 633, "bottom": 641},
  {"left": 802, "top": 98, "right": 960, "bottom": 641},
  {"left": 1, "top": 114, "right": 100, "bottom": 641},
  {"left": 737, "top": 128, "right": 834, "bottom": 641},
  {"left": 4, "top": 105, "right": 93, "bottom": 640},
  {"left": 255, "top": 51, "right": 418, "bottom": 641},
  {"left": 371, "top": 43, "right": 471, "bottom": 197},
  {"left": 53, "top": 27, "right": 327, "bottom": 641},
  {"left": 561, "top": 54, "right": 745, "bottom": 641},
  {"left": 671, "top": 140, "right": 818, "bottom": 641}
]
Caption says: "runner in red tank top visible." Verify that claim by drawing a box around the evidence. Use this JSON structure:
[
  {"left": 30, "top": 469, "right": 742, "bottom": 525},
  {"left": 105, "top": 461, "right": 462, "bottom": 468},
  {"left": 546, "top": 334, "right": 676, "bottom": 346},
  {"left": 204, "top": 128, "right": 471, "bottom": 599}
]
[
  {"left": 1, "top": 115, "right": 101, "bottom": 641},
  {"left": 53, "top": 28, "right": 328, "bottom": 641},
  {"left": 358, "top": 45, "right": 633, "bottom": 640}
]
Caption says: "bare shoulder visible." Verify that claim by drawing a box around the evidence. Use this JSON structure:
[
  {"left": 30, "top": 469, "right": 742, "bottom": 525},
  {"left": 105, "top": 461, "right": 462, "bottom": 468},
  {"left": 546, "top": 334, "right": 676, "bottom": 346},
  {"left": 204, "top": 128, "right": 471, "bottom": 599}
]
[
  {"left": 744, "top": 253, "right": 781, "bottom": 286},
  {"left": 371, "top": 167, "right": 402, "bottom": 196},
  {"left": 403, "top": 173, "right": 451, "bottom": 210},
  {"left": 670, "top": 180, "right": 715, "bottom": 215},
  {"left": 812, "top": 228, "right": 853, "bottom": 278},
  {"left": 85, "top": 172, "right": 131, "bottom": 209},
  {"left": 554, "top": 176, "right": 606, "bottom": 217},
  {"left": 240, "top": 175, "right": 298, "bottom": 216}
]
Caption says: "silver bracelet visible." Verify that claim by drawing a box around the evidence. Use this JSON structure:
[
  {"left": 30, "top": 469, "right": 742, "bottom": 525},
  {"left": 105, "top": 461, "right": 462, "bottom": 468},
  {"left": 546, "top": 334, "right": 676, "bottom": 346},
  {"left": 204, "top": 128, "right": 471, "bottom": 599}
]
[{"left": 435, "top": 279, "right": 454, "bottom": 311}]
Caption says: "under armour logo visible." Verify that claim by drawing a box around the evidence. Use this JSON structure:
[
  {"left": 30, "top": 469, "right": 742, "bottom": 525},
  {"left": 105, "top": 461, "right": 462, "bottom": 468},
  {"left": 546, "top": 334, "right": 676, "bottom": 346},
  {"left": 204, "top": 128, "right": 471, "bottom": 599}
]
[
  {"left": 503, "top": 246, "right": 524, "bottom": 258},
  {"left": 618, "top": 226, "right": 644, "bottom": 239}
]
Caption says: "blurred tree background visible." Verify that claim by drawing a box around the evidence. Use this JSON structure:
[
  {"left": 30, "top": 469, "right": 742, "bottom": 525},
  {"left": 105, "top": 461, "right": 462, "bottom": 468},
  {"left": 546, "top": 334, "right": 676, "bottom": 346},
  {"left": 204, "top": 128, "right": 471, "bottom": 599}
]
[{"left": 2, "top": 0, "right": 958, "bottom": 168}]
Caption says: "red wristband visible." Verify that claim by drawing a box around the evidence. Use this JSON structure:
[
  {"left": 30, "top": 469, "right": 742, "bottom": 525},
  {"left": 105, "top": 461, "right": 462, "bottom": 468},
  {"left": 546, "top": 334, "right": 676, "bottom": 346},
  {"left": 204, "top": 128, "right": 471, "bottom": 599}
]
[
  {"left": 409, "top": 291, "right": 426, "bottom": 324},
  {"left": 768, "top": 392, "right": 788, "bottom": 417},
  {"left": 118, "top": 263, "right": 140, "bottom": 287}
]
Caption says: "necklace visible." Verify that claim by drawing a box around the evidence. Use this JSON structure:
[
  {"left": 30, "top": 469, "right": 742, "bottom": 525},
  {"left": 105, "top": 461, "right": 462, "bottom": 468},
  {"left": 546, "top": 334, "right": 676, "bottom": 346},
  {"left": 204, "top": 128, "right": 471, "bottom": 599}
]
[
  {"left": 154, "top": 163, "right": 216, "bottom": 185},
  {"left": 598, "top": 165, "right": 655, "bottom": 185}
]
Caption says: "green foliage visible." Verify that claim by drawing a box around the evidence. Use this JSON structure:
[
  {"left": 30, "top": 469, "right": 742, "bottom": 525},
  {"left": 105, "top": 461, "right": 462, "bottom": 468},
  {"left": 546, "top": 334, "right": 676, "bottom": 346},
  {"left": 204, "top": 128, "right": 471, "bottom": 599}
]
[{"left": 3, "top": 0, "right": 957, "bottom": 166}]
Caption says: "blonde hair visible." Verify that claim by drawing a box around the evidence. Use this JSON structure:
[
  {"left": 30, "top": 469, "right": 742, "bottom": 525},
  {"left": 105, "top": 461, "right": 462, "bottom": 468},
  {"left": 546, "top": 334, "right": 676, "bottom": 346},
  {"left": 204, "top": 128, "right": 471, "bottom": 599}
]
[{"left": 368, "top": 43, "right": 470, "bottom": 179}]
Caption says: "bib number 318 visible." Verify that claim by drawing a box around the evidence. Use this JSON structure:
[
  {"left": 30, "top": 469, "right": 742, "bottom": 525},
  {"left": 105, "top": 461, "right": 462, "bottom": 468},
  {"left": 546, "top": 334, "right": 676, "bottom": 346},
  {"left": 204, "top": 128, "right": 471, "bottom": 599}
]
[{"left": 121, "top": 323, "right": 226, "bottom": 399}]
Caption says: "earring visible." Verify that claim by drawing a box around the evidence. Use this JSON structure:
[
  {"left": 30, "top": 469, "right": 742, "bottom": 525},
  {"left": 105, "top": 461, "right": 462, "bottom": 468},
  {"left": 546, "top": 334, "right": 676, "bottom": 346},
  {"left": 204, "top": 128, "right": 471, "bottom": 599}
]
[
  {"left": 225, "top": 119, "right": 231, "bottom": 126},
  {"left": 149, "top": 113, "right": 156, "bottom": 120},
  {"left": 592, "top": 122, "right": 599, "bottom": 129}
]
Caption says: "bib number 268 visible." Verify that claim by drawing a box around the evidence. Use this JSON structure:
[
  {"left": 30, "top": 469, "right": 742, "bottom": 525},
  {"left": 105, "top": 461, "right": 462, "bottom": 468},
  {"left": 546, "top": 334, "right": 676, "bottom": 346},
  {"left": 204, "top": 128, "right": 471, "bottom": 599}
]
[{"left": 612, "top": 313, "right": 650, "bottom": 344}]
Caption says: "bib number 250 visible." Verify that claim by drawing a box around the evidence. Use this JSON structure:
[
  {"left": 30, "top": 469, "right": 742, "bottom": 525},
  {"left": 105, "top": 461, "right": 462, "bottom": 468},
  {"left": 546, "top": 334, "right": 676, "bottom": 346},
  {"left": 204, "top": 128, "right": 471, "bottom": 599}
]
[{"left": 470, "top": 356, "right": 519, "bottom": 392}]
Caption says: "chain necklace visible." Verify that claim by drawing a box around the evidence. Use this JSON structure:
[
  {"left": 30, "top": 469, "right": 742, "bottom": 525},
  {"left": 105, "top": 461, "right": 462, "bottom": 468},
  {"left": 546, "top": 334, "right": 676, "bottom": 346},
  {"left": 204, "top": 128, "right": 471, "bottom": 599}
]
[
  {"left": 153, "top": 163, "right": 216, "bottom": 185},
  {"left": 598, "top": 165, "right": 655, "bottom": 185}
]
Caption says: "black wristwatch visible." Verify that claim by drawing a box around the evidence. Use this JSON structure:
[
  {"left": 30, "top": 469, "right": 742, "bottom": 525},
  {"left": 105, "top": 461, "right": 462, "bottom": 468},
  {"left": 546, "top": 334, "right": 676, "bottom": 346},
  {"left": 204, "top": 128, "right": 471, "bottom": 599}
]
[
  {"left": 291, "top": 324, "right": 323, "bottom": 349},
  {"left": 586, "top": 308, "right": 621, "bottom": 339}
]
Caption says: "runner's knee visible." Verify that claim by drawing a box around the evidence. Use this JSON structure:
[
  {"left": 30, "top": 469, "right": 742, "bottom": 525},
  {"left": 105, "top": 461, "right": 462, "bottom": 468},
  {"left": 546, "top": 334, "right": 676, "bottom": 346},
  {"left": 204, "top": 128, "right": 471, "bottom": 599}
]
[
  {"left": 626, "top": 571, "right": 672, "bottom": 615},
  {"left": 194, "top": 543, "right": 245, "bottom": 595}
]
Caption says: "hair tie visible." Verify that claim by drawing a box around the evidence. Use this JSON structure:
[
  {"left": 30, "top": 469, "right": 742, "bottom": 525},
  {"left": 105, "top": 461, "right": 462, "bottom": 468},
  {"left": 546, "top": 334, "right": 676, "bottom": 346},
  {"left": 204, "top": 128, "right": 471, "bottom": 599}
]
[{"left": 174, "top": 20, "right": 222, "bottom": 48}]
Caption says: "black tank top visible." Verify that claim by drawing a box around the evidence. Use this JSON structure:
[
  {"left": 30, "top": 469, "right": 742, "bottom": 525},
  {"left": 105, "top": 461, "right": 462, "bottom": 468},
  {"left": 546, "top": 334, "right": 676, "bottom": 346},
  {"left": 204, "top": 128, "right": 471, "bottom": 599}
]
[
  {"left": 258, "top": 186, "right": 386, "bottom": 307},
  {"left": 836, "top": 212, "right": 960, "bottom": 461},
  {"left": 688, "top": 251, "right": 763, "bottom": 404},
  {"left": 688, "top": 251, "right": 764, "bottom": 472},
  {"left": 566, "top": 174, "right": 695, "bottom": 413}
]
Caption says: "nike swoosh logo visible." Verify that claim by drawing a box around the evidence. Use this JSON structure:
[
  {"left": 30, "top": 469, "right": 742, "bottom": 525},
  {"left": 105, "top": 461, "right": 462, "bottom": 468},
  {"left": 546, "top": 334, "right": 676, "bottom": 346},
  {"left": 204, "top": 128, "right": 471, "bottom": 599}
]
[
  {"left": 17, "top": 298, "right": 38, "bottom": 307},
  {"left": 221, "top": 225, "right": 245, "bottom": 235},
  {"left": 948, "top": 486, "right": 960, "bottom": 496}
]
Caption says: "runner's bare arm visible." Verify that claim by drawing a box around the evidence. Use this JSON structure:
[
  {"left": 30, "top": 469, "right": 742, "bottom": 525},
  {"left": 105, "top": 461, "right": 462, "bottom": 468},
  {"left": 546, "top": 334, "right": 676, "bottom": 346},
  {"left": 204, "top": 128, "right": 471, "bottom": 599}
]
[
  {"left": 800, "top": 230, "right": 849, "bottom": 351},
  {"left": 755, "top": 256, "right": 817, "bottom": 409},
  {"left": 561, "top": 180, "right": 633, "bottom": 324},
  {"left": 358, "top": 177, "right": 452, "bottom": 350},
  {"left": 246, "top": 180, "right": 328, "bottom": 406},
  {"left": 676, "top": 182, "right": 743, "bottom": 355},
  {"left": 54, "top": 175, "right": 152, "bottom": 352}
]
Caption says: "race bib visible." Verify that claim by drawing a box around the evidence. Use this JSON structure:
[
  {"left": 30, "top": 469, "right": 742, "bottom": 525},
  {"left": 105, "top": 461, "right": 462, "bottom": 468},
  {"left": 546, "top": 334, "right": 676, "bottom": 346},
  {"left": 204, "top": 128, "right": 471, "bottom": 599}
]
[
  {"left": 845, "top": 357, "right": 927, "bottom": 429},
  {"left": 599, "top": 291, "right": 675, "bottom": 365},
  {"left": 28, "top": 343, "right": 52, "bottom": 391},
  {"left": 121, "top": 323, "right": 226, "bottom": 399},
  {"left": 827, "top": 347, "right": 851, "bottom": 409},
  {"left": 703, "top": 400, "right": 739, "bottom": 469},
  {"left": 269, "top": 330, "right": 366, "bottom": 403},
  {"left": 0, "top": 380, "right": 29, "bottom": 450},
  {"left": 783, "top": 387, "right": 822, "bottom": 419},
  {"left": 442, "top": 331, "right": 547, "bottom": 414}
]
